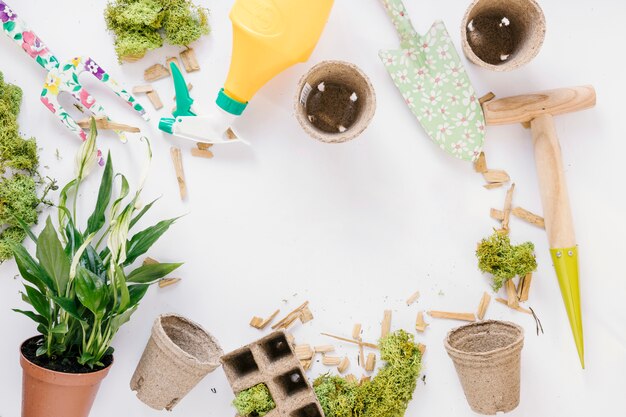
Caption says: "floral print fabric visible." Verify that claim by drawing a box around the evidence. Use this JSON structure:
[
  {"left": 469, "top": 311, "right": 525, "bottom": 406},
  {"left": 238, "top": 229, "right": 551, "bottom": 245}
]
[{"left": 379, "top": 0, "right": 485, "bottom": 162}]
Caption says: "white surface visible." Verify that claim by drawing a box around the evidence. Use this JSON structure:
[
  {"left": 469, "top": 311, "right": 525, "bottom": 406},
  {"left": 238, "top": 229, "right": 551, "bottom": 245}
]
[{"left": 0, "top": 0, "right": 625, "bottom": 416}]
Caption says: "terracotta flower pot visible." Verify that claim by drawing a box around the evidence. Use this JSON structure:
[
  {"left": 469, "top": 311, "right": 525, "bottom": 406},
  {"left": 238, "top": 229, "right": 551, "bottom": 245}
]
[
  {"left": 444, "top": 320, "right": 524, "bottom": 415},
  {"left": 20, "top": 337, "right": 112, "bottom": 417},
  {"left": 130, "top": 314, "right": 223, "bottom": 411}
]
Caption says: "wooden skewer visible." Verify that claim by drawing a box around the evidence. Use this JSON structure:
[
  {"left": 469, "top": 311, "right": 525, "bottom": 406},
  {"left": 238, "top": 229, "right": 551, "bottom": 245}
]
[
  {"left": 512, "top": 207, "right": 545, "bottom": 229},
  {"left": 158, "top": 278, "right": 181, "bottom": 288},
  {"left": 428, "top": 310, "right": 476, "bottom": 322},
  {"left": 169, "top": 147, "right": 187, "bottom": 200},
  {"left": 518, "top": 273, "right": 533, "bottom": 302},
  {"left": 406, "top": 290, "right": 420, "bottom": 306},
  {"left": 320, "top": 333, "right": 379, "bottom": 350},
  {"left": 77, "top": 116, "right": 140, "bottom": 133},
  {"left": 271, "top": 301, "right": 309, "bottom": 330},
  {"left": 505, "top": 280, "right": 519, "bottom": 308},
  {"left": 144, "top": 64, "right": 170, "bottom": 82},
  {"left": 476, "top": 292, "right": 491, "bottom": 320}
]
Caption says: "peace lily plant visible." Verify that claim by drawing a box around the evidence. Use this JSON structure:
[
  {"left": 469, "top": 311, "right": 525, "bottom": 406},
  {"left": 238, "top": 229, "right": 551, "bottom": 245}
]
[{"left": 11, "top": 118, "right": 181, "bottom": 369}]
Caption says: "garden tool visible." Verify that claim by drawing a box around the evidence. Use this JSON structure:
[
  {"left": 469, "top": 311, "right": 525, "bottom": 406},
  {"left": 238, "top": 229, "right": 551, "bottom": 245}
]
[
  {"left": 482, "top": 85, "right": 596, "bottom": 368},
  {"left": 0, "top": 1, "right": 148, "bottom": 150},
  {"left": 378, "top": 0, "right": 485, "bottom": 162},
  {"left": 159, "top": 62, "right": 245, "bottom": 144}
]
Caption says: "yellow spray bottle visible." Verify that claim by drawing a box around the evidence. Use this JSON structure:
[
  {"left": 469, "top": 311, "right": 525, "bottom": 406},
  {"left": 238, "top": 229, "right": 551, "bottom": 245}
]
[{"left": 160, "top": 0, "right": 335, "bottom": 143}]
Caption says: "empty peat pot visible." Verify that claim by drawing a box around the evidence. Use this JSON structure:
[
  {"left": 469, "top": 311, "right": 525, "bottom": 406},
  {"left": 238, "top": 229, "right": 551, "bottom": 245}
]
[
  {"left": 130, "top": 314, "right": 223, "bottom": 410},
  {"left": 295, "top": 60, "right": 376, "bottom": 143},
  {"left": 444, "top": 320, "right": 524, "bottom": 415},
  {"left": 461, "top": 0, "right": 546, "bottom": 71}
]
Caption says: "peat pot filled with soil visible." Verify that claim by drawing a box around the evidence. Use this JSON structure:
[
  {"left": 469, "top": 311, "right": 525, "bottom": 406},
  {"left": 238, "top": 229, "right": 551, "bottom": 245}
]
[{"left": 20, "top": 336, "right": 113, "bottom": 417}]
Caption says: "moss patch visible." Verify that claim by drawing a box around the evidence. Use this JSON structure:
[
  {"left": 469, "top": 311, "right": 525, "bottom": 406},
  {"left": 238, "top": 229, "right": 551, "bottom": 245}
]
[
  {"left": 105, "top": 0, "right": 210, "bottom": 61},
  {"left": 314, "top": 330, "right": 422, "bottom": 417},
  {"left": 476, "top": 231, "right": 537, "bottom": 291},
  {"left": 233, "top": 383, "right": 276, "bottom": 417},
  {"left": 0, "top": 72, "right": 43, "bottom": 262}
]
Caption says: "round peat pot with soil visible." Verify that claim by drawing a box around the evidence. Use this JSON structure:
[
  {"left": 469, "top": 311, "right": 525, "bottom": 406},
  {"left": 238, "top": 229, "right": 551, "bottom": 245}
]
[
  {"left": 295, "top": 60, "right": 376, "bottom": 144},
  {"left": 461, "top": 0, "right": 546, "bottom": 71},
  {"left": 20, "top": 336, "right": 112, "bottom": 417},
  {"left": 130, "top": 313, "right": 223, "bottom": 411},
  {"left": 444, "top": 320, "right": 524, "bottom": 415}
]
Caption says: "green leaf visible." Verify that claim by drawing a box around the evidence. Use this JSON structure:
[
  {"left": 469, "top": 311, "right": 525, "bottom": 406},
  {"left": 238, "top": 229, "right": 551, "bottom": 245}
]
[
  {"left": 50, "top": 322, "right": 69, "bottom": 334},
  {"left": 64, "top": 215, "right": 83, "bottom": 258},
  {"left": 58, "top": 179, "right": 77, "bottom": 229},
  {"left": 36, "top": 345, "right": 47, "bottom": 357},
  {"left": 10, "top": 242, "right": 56, "bottom": 294},
  {"left": 37, "top": 217, "right": 71, "bottom": 295},
  {"left": 110, "top": 174, "right": 129, "bottom": 220},
  {"left": 75, "top": 266, "right": 108, "bottom": 318},
  {"left": 86, "top": 152, "right": 113, "bottom": 235},
  {"left": 109, "top": 306, "right": 137, "bottom": 336},
  {"left": 125, "top": 218, "right": 178, "bottom": 265},
  {"left": 128, "top": 284, "right": 149, "bottom": 307},
  {"left": 84, "top": 245, "right": 105, "bottom": 277},
  {"left": 10, "top": 213, "right": 38, "bottom": 243},
  {"left": 13, "top": 309, "right": 48, "bottom": 328},
  {"left": 126, "top": 262, "right": 182, "bottom": 284},
  {"left": 23, "top": 286, "right": 50, "bottom": 320},
  {"left": 113, "top": 265, "right": 130, "bottom": 313},
  {"left": 51, "top": 296, "right": 84, "bottom": 321},
  {"left": 129, "top": 197, "right": 160, "bottom": 230}
]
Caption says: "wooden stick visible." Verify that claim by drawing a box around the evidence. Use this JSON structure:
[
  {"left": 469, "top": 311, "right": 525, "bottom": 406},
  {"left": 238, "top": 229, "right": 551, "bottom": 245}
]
[
  {"left": 180, "top": 48, "right": 200, "bottom": 72},
  {"left": 478, "top": 92, "right": 495, "bottom": 105},
  {"left": 295, "top": 345, "right": 313, "bottom": 360},
  {"left": 146, "top": 90, "right": 163, "bottom": 110},
  {"left": 197, "top": 142, "right": 213, "bottom": 151},
  {"left": 352, "top": 324, "right": 362, "bottom": 340},
  {"left": 473, "top": 152, "right": 488, "bottom": 173},
  {"left": 77, "top": 116, "right": 140, "bottom": 133},
  {"left": 502, "top": 183, "right": 516, "bottom": 231},
  {"left": 476, "top": 292, "right": 491, "bottom": 320},
  {"left": 170, "top": 147, "right": 187, "bottom": 200},
  {"left": 415, "top": 311, "right": 428, "bottom": 332},
  {"left": 518, "top": 273, "right": 533, "bottom": 302},
  {"left": 320, "top": 333, "right": 378, "bottom": 350},
  {"left": 191, "top": 148, "right": 214, "bottom": 159},
  {"left": 271, "top": 301, "right": 309, "bottom": 329},
  {"left": 345, "top": 374, "right": 357, "bottom": 384},
  {"left": 158, "top": 278, "right": 181, "bottom": 288},
  {"left": 144, "top": 64, "right": 170, "bottom": 81},
  {"left": 406, "top": 290, "right": 420, "bottom": 306},
  {"left": 132, "top": 84, "right": 154, "bottom": 94},
  {"left": 250, "top": 309, "right": 280, "bottom": 330},
  {"left": 301, "top": 359, "right": 312, "bottom": 371},
  {"left": 314, "top": 345, "right": 334, "bottom": 353},
  {"left": 484, "top": 182, "right": 504, "bottom": 190},
  {"left": 512, "top": 207, "right": 545, "bottom": 229},
  {"left": 365, "top": 353, "right": 376, "bottom": 372},
  {"left": 418, "top": 344, "right": 426, "bottom": 356},
  {"left": 428, "top": 310, "right": 476, "bottom": 322},
  {"left": 483, "top": 169, "right": 510, "bottom": 184},
  {"left": 143, "top": 257, "right": 159, "bottom": 265},
  {"left": 490, "top": 208, "right": 505, "bottom": 221},
  {"left": 226, "top": 127, "right": 238, "bottom": 140},
  {"left": 337, "top": 357, "right": 350, "bottom": 374},
  {"left": 381, "top": 310, "right": 392, "bottom": 338},
  {"left": 358, "top": 338, "right": 365, "bottom": 370},
  {"left": 495, "top": 297, "right": 532, "bottom": 314},
  {"left": 300, "top": 306, "right": 314, "bottom": 323},
  {"left": 322, "top": 356, "right": 342, "bottom": 366},
  {"left": 505, "top": 279, "right": 519, "bottom": 308}
]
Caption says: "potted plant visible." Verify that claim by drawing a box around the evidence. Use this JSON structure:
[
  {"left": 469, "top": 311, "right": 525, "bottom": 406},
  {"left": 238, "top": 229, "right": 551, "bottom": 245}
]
[{"left": 10, "top": 119, "right": 182, "bottom": 417}]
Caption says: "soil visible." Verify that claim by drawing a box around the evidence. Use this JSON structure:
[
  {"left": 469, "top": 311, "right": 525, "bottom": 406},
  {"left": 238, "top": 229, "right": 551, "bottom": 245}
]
[
  {"left": 21, "top": 336, "right": 113, "bottom": 374},
  {"left": 306, "top": 82, "right": 360, "bottom": 133},
  {"left": 467, "top": 13, "right": 522, "bottom": 65}
]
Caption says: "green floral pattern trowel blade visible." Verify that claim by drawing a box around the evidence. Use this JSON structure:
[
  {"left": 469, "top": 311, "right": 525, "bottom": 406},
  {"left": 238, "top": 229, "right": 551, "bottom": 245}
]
[{"left": 378, "top": 0, "right": 485, "bottom": 162}]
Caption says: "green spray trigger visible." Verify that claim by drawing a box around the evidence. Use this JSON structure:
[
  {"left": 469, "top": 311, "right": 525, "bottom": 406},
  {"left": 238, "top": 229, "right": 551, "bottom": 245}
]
[{"left": 171, "top": 62, "right": 195, "bottom": 117}]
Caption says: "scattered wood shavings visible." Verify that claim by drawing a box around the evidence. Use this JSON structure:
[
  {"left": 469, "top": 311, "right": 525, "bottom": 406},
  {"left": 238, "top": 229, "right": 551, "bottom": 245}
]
[
  {"left": 77, "top": 116, "right": 140, "bottom": 133},
  {"left": 406, "top": 290, "right": 420, "bottom": 306},
  {"left": 428, "top": 310, "right": 476, "bottom": 322},
  {"left": 322, "top": 356, "right": 342, "bottom": 366},
  {"left": 483, "top": 169, "right": 510, "bottom": 184},
  {"left": 495, "top": 298, "right": 531, "bottom": 314},
  {"left": 490, "top": 208, "right": 505, "bottom": 221},
  {"left": 505, "top": 280, "right": 519, "bottom": 308},
  {"left": 144, "top": 64, "right": 170, "bottom": 81},
  {"left": 320, "top": 333, "right": 378, "bottom": 350},
  {"left": 337, "top": 357, "right": 350, "bottom": 374},
  {"left": 143, "top": 257, "right": 158, "bottom": 265},
  {"left": 158, "top": 278, "right": 181, "bottom": 288},
  {"left": 249, "top": 309, "right": 280, "bottom": 330},
  {"left": 381, "top": 310, "right": 392, "bottom": 338},
  {"left": 473, "top": 152, "right": 488, "bottom": 173},
  {"left": 301, "top": 359, "right": 312, "bottom": 371},
  {"left": 132, "top": 84, "right": 154, "bottom": 94},
  {"left": 271, "top": 301, "right": 309, "bottom": 330},
  {"left": 166, "top": 56, "right": 180, "bottom": 72},
  {"left": 146, "top": 90, "right": 163, "bottom": 110},
  {"left": 295, "top": 345, "right": 313, "bottom": 360},
  {"left": 484, "top": 182, "right": 504, "bottom": 190},
  {"left": 360, "top": 376, "right": 371, "bottom": 385},
  {"left": 518, "top": 273, "right": 533, "bottom": 302},
  {"left": 502, "top": 183, "right": 515, "bottom": 232},
  {"left": 415, "top": 311, "right": 428, "bottom": 332},
  {"left": 418, "top": 344, "right": 426, "bottom": 355},
  {"left": 300, "top": 306, "right": 314, "bottom": 323},
  {"left": 197, "top": 142, "right": 213, "bottom": 151},
  {"left": 512, "top": 207, "right": 545, "bottom": 229},
  {"left": 226, "top": 127, "right": 238, "bottom": 140},
  {"left": 357, "top": 337, "right": 365, "bottom": 370},
  {"left": 478, "top": 92, "right": 495, "bottom": 105},
  {"left": 314, "top": 345, "right": 334, "bottom": 353},
  {"left": 352, "top": 324, "right": 362, "bottom": 340},
  {"left": 476, "top": 292, "right": 491, "bottom": 320},
  {"left": 365, "top": 353, "right": 376, "bottom": 372},
  {"left": 345, "top": 374, "right": 357, "bottom": 384},
  {"left": 180, "top": 48, "right": 200, "bottom": 72},
  {"left": 191, "top": 148, "right": 214, "bottom": 159},
  {"left": 170, "top": 147, "right": 187, "bottom": 200}
]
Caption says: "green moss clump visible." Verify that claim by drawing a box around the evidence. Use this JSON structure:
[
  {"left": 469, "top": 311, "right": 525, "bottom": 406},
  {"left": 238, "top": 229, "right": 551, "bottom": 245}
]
[
  {"left": 0, "top": 72, "right": 43, "bottom": 262},
  {"left": 233, "top": 384, "right": 276, "bottom": 417},
  {"left": 476, "top": 231, "right": 537, "bottom": 291},
  {"left": 314, "top": 330, "right": 422, "bottom": 417},
  {"left": 105, "top": 0, "right": 210, "bottom": 61}
]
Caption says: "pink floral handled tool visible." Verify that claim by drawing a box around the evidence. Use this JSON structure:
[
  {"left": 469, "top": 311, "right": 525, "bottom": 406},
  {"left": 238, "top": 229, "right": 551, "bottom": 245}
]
[{"left": 0, "top": 1, "right": 148, "bottom": 156}]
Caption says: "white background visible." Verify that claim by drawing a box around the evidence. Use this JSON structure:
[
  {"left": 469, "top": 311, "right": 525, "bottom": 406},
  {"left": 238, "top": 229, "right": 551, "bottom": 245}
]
[{"left": 0, "top": 0, "right": 625, "bottom": 416}]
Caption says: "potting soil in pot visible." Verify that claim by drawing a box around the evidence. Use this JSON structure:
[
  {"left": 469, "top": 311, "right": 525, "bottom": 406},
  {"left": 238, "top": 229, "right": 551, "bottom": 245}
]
[
  {"left": 22, "top": 336, "right": 113, "bottom": 373},
  {"left": 466, "top": 14, "right": 522, "bottom": 65},
  {"left": 306, "top": 82, "right": 360, "bottom": 133}
]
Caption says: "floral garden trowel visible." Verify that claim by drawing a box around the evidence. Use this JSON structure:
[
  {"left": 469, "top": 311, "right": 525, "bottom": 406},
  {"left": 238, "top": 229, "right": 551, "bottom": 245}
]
[
  {"left": 0, "top": 1, "right": 148, "bottom": 148},
  {"left": 378, "top": 0, "right": 485, "bottom": 162}
]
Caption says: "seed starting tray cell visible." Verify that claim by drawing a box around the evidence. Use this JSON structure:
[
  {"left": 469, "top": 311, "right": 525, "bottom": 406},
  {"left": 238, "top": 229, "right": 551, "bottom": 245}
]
[{"left": 221, "top": 331, "right": 324, "bottom": 417}]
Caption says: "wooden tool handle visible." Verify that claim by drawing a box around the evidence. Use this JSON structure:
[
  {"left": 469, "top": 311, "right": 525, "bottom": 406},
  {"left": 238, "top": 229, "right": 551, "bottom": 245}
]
[
  {"left": 531, "top": 114, "right": 576, "bottom": 248},
  {"left": 483, "top": 86, "right": 596, "bottom": 126}
]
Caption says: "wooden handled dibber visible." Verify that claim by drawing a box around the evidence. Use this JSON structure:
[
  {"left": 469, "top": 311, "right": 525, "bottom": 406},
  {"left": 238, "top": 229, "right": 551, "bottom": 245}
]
[{"left": 482, "top": 86, "right": 596, "bottom": 368}]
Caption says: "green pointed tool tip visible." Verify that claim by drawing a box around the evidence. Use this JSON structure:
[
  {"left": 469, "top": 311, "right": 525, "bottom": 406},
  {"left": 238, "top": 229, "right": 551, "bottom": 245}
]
[{"left": 550, "top": 246, "right": 585, "bottom": 369}]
